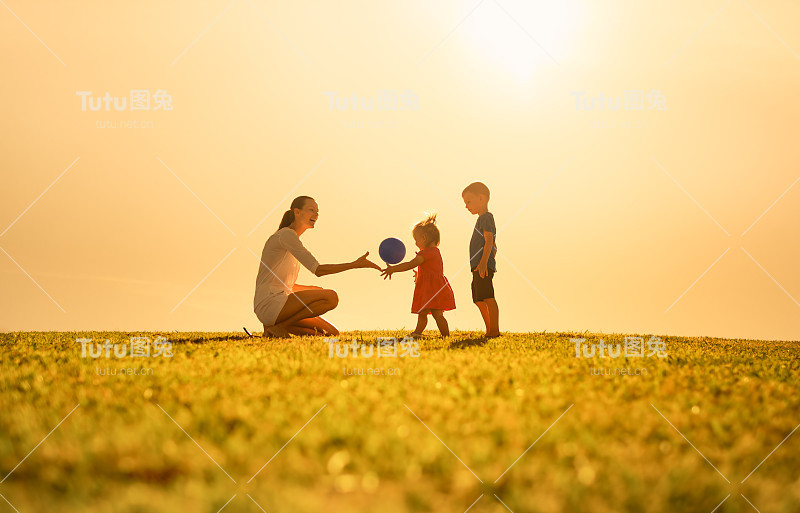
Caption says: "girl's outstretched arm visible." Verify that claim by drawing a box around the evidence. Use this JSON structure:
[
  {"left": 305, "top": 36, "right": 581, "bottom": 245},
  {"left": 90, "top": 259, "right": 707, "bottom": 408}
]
[{"left": 381, "top": 254, "right": 425, "bottom": 280}]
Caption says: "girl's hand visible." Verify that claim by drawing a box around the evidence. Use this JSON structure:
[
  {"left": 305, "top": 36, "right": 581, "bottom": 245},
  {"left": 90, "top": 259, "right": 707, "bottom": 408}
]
[
  {"left": 354, "top": 252, "right": 381, "bottom": 271},
  {"left": 477, "top": 260, "right": 488, "bottom": 278},
  {"left": 381, "top": 266, "right": 395, "bottom": 280},
  {"left": 413, "top": 268, "right": 418, "bottom": 282}
]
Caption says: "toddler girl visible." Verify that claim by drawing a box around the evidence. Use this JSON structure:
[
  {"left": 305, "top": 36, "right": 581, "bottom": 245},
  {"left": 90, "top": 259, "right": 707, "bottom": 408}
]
[{"left": 381, "top": 214, "right": 455, "bottom": 337}]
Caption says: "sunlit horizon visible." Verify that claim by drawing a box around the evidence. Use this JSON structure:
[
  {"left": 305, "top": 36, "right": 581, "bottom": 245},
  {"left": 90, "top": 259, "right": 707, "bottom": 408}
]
[{"left": 1, "top": 0, "right": 799, "bottom": 340}]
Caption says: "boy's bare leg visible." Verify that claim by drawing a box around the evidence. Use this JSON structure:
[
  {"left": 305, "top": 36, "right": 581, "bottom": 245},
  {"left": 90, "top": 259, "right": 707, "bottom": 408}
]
[
  {"left": 475, "top": 301, "right": 491, "bottom": 334},
  {"left": 410, "top": 312, "right": 428, "bottom": 337},
  {"left": 430, "top": 309, "right": 450, "bottom": 337},
  {"left": 484, "top": 298, "right": 500, "bottom": 337}
]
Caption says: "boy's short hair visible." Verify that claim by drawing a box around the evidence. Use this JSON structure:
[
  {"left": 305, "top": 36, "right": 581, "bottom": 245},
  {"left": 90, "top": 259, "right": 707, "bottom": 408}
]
[{"left": 462, "top": 182, "right": 490, "bottom": 199}]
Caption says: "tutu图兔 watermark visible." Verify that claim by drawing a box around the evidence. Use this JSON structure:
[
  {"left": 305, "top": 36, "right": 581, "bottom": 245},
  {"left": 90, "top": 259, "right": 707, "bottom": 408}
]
[
  {"left": 326, "top": 336, "right": 420, "bottom": 358},
  {"left": 324, "top": 89, "right": 419, "bottom": 129},
  {"left": 76, "top": 90, "right": 174, "bottom": 111},
  {"left": 571, "top": 89, "right": 666, "bottom": 130},
  {"left": 574, "top": 336, "right": 665, "bottom": 377},
  {"left": 572, "top": 336, "right": 667, "bottom": 358},
  {"left": 77, "top": 89, "right": 173, "bottom": 129},
  {"left": 77, "top": 336, "right": 173, "bottom": 359}
]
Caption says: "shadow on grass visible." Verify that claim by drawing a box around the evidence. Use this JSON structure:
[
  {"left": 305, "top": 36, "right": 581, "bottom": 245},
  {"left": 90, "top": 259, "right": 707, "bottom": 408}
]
[
  {"left": 179, "top": 334, "right": 251, "bottom": 345},
  {"left": 448, "top": 336, "right": 488, "bottom": 350}
]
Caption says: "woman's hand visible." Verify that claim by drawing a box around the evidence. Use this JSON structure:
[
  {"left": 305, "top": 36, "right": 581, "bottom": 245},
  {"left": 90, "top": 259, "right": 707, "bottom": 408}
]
[
  {"left": 353, "top": 252, "right": 381, "bottom": 271},
  {"left": 381, "top": 265, "right": 396, "bottom": 280}
]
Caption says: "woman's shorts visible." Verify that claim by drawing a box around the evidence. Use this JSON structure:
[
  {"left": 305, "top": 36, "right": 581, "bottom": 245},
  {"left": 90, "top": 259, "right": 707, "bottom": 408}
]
[{"left": 255, "top": 292, "right": 289, "bottom": 326}]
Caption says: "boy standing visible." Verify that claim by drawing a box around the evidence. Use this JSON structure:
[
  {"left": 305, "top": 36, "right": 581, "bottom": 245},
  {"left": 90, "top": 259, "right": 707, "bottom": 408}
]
[{"left": 462, "top": 182, "right": 500, "bottom": 338}]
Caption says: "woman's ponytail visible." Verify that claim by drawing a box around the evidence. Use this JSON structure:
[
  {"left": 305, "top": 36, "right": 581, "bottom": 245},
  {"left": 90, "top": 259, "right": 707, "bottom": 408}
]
[
  {"left": 278, "top": 209, "right": 295, "bottom": 230},
  {"left": 277, "top": 195, "right": 315, "bottom": 231}
]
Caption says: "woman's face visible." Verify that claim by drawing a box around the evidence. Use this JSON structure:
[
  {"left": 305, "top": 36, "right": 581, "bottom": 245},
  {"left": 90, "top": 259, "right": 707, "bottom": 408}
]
[{"left": 294, "top": 200, "right": 319, "bottom": 230}]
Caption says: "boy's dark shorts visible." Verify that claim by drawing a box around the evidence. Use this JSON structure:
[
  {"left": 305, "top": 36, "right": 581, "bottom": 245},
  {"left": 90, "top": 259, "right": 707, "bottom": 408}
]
[{"left": 471, "top": 270, "right": 495, "bottom": 302}]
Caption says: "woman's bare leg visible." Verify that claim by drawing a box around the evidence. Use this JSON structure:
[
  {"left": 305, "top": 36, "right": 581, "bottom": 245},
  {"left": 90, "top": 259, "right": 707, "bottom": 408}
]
[
  {"left": 286, "top": 326, "right": 318, "bottom": 336},
  {"left": 290, "top": 316, "right": 339, "bottom": 336},
  {"left": 265, "top": 289, "right": 339, "bottom": 338}
]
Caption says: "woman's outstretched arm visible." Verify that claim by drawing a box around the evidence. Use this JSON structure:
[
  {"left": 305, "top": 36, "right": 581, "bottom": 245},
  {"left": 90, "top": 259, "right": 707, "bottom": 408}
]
[
  {"left": 278, "top": 230, "right": 378, "bottom": 277},
  {"left": 315, "top": 252, "right": 381, "bottom": 277},
  {"left": 292, "top": 284, "right": 322, "bottom": 291}
]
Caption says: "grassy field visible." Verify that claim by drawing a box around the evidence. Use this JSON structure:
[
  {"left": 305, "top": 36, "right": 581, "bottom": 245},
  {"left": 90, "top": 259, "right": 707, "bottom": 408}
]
[{"left": 0, "top": 331, "right": 798, "bottom": 513}]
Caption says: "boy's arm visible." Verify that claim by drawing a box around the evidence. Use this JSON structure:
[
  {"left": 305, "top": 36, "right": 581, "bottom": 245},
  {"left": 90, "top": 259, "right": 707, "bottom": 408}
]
[
  {"left": 381, "top": 254, "right": 425, "bottom": 280},
  {"left": 476, "top": 231, "right": 494, "bottom": 278}
]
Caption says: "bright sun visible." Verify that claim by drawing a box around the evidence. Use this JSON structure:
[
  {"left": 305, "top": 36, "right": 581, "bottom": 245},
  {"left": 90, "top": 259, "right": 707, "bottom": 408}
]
[{"left": 464, "top": 0, "right": 583, "bottom": 78}]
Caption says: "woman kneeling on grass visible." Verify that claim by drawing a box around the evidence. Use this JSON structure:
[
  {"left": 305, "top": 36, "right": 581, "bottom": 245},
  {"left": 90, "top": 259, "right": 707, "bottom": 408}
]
[{"left": 254, "top": 195, "right": 380, "bottom": 338}]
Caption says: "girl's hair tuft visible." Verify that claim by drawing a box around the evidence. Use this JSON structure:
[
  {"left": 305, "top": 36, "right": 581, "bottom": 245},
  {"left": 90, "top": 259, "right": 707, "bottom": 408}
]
[{"left": 413, "top": 213, "right": 440, "bottom": 246}]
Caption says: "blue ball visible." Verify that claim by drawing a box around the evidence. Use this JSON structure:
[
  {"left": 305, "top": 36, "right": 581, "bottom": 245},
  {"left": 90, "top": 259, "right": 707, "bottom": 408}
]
[{"left": 379, "top": 237, "right": 406, "bottom": 264}]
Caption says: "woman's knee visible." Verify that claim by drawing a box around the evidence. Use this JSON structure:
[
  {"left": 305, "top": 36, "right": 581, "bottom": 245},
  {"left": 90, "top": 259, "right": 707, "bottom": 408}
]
[{"left": 324, "top": 289, "right": 339, "bottom": 309}]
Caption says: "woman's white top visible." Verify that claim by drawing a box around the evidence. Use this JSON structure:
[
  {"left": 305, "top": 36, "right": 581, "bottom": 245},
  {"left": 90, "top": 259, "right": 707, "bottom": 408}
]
[{"left": 253, "top": 227, "right": 320, "bottom": 315}]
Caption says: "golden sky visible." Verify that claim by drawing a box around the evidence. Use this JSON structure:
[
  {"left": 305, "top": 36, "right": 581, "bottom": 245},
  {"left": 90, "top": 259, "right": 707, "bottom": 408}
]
[{"left": 1, "top": 0, "right": 799, "bottom": 340}]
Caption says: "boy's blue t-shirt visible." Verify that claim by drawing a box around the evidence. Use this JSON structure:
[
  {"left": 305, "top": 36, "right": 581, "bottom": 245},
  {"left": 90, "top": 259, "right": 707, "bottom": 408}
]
[{"left": 469, "top": 212, "right": 497, "bottom": 272}]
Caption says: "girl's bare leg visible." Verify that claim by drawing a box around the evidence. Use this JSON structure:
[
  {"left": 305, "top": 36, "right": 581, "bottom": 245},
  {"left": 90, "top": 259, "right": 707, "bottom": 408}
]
[
  {"left": 410, "top": 312, "right": 428, "bottom": 337},
  {"left": 430, "top": 309, "right": 450, "bottom": 337}
]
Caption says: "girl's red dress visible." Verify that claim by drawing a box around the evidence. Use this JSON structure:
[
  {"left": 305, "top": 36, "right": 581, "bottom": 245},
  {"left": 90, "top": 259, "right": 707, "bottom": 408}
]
[{"left": 411, "top": 247, "right": 456, "bottom": 314}]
